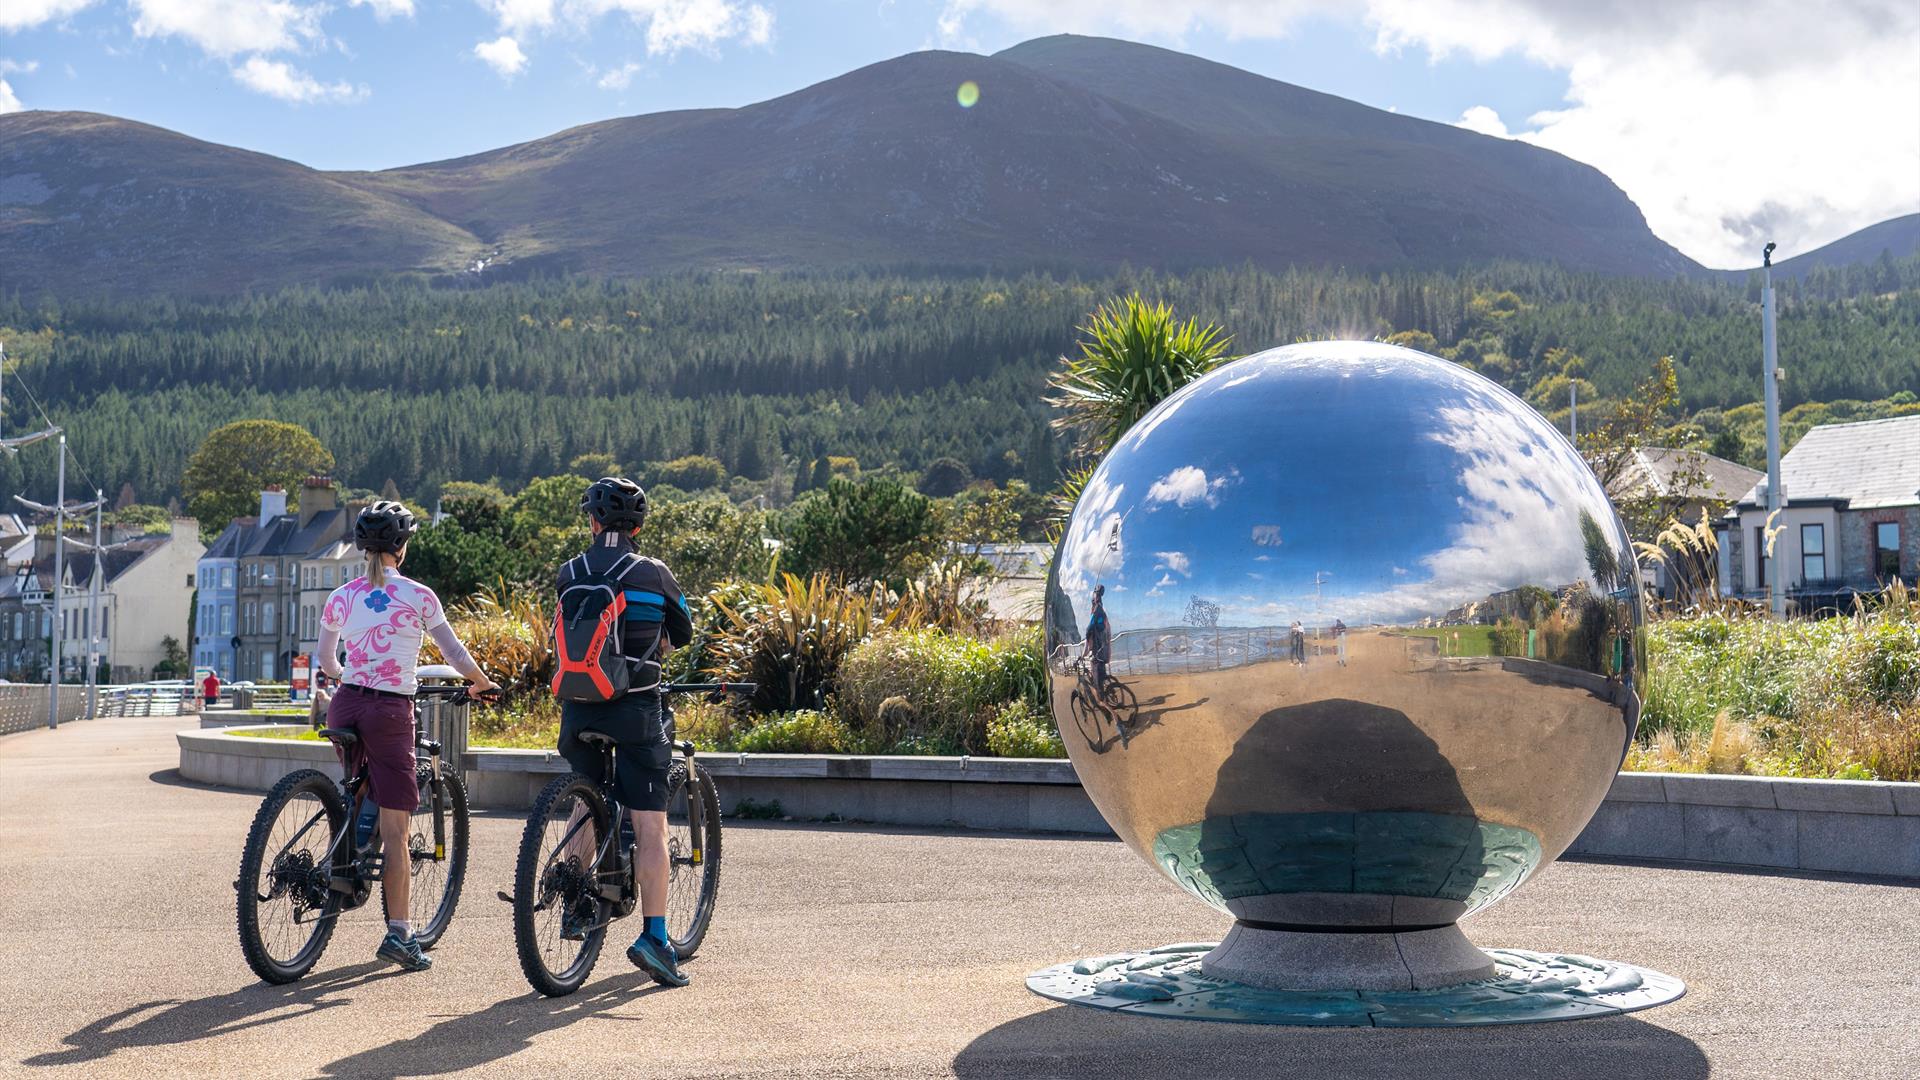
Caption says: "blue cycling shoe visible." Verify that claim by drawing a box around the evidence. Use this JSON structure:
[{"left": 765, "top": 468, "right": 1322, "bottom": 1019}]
[
  {"left": 626, "top": 932, "right": 688, "bottom": 987},
  {"left": 376, "top": 930, "right": 432, "bottom": 972}
]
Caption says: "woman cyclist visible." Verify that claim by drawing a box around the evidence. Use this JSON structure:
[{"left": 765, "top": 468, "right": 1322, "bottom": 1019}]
[{"left": 317, "top": 500, "right": 498, "bottom": 972}]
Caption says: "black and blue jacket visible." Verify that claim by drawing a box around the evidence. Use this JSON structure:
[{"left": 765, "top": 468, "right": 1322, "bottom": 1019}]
[{"left": 555, "top": 531, "right": 694, "bottom": 677}]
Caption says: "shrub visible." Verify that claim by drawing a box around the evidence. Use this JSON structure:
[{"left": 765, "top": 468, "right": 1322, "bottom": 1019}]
[
  {"left": 673, "top": 696, "right": 740, "bottom": 752},
  {"left": 648, "top": 455, "right": 728, "bottom": 492},
  {"left": 779, "top": 477, "right": 940, "bottom": 584},
  {"left": 835, "top": 626, "right": 1045, "bottom": 754},
  {"left": 986, "top": 699, "right": 1066, "bottom": 758},
  {"left": 734, "top": 710, "right": 856, "bottom": 754},
  {"left": 706, "top": 573, "right": 895, "bottom": 713}
]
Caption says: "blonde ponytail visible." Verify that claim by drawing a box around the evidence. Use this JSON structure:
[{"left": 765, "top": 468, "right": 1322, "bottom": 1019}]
[{"left": 367, "top": 554, "right": 389, "bottom": 588}]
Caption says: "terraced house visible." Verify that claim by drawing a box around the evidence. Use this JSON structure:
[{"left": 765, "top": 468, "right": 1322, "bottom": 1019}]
[{"left": 231, "top": 478, "right": 351, "bottom": 682}]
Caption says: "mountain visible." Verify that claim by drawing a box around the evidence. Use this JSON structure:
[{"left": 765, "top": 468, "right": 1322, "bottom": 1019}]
[
  {"left": 0, "top": 112, "right": 481, "bottom": 297},
  {"left": 2, "top": 36, "right": 1704, "bottom": 298},
  {"left": 1726, "top": 213, "right": 1920, "bottom": 279}
]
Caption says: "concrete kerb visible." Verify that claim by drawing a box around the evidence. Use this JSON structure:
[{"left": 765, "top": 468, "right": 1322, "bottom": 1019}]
[{"left": 178, "top": 727, "right": 1920, "bottom": 879}]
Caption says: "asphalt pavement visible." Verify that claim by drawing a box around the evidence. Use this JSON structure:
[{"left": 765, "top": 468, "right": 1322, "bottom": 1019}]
[{"left": 2, "top": 714, "right": 1918, "bottom": 1079}]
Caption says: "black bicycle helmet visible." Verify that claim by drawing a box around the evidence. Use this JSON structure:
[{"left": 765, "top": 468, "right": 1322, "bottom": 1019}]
[
  {"left": 581, "top": 476, "right": 648, "bottom": 530},
  {"left": 353, "top": 500, "right": 418, "bottom": 553}
]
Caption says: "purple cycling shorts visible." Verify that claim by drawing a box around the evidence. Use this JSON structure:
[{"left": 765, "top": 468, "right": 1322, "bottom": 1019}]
[{"left": 328, "top": 684, "right": 419, "bottom": 812}]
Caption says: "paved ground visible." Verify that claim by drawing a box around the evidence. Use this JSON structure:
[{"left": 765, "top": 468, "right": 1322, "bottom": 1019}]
[{"left": 3, "top": 715, "right": 1919, "bottom": 1079}]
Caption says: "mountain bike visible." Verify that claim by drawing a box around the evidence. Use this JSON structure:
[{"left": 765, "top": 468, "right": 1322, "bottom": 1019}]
[
  {"left": 234, "top": 671, "right": 487, "bottom": 984},
  {"left": 509, "top": 681, "right": 754, "bottom": 997},
  {"left": 1066, "top": 652, "right": 1138, "bottom": 750}
]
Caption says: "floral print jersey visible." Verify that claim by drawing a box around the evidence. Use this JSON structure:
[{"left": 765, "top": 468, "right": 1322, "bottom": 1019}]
[{"left": 319, "top": 571, "right": 447, "bottom": 695}]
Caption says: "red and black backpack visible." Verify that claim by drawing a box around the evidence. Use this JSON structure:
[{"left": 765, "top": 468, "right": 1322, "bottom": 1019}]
[{"left": 551, "top": 553, "right": 638, "bottom": 702}]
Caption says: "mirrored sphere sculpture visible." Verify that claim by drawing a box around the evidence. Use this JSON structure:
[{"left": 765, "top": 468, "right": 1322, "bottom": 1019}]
[{"left": 1044, "top": 340, "right": 1645, "bottom": 993}]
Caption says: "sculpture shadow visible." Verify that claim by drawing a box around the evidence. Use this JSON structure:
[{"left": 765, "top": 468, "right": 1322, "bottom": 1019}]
[
  {"left": 1177, "top": 699, "right": 1492, "bottom": 917},
  {"left": 23, "top": 961, "right": 402, "bottom": 1068},
  {"left": 952, "top": 1005, "right": 1710, "bottom": 1079}
]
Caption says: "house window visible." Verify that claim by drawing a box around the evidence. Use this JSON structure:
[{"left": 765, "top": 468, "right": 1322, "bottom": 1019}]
[
  {"left": 187, "top": 574, "right": 195, "bottom": 587},
  {"left": 323, "top": 565, "right": 335, "bottom": 588},
  {"left": 263, "top": 602, "right": 276, "bottom": 634},
  {"left": 261, "top": 654, "right": 275, "bottom": 681},
  {"left": 1877, "top": 522, "right": 1901, "bottom": 580},
  {"left": 222, "top": 567, "right": 234, "bottom": 588},
  {"left": 221, "top": 604, "right": 233, "bottom": 635},
  {"left": 1754, "top": 526, "right": 1768, "bottom": 591},
  {"left": 1801, "top": 524, "right": 1826, "bottom": 583},
  {"left": 100, "top": 608, "right": 108, "bottom": 639}
]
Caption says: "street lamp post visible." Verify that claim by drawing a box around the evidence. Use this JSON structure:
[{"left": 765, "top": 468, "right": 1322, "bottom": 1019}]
[
  {"left": 1762, "top": 242, "right": 1786, "bottom": 618},
  {"left": 0, "top": 340, "right": 65, "bottom": 727}
]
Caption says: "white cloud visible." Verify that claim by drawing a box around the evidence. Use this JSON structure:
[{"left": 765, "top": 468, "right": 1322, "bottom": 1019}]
[
  {"left": 474, "top": 35, "right": 529, "bottom": 77},
  {"left": 1153, "top": 550, "right": 1191, "bottom": 576},
  {"left": 1056, "top": 470, "right": 1126, "bottom": 599},
  {"left": 0, "top": 0, "right": 94, "bottom": 33},
  {"left": 934, "top": 0, "right": 1920, "bottom": 268},
  {"left": 350, "top": 0, "right": 416, "bottom": 18},
  {"left": 477, "top": 0, "right": 775, "bottom": 56},
  {"left": 0, "top": 78, "right": 21, "bottom": 114},
  {"left": 597, "top": 59, "right": 642, "bottom": 89},
  {"left": 1146, "top": 466, "right": 1229, "bottom": 509},
  {"left": 1453, "top": 104, "right": 1509, "bottom": 139},
  {"left": 0, "top": 60, "right": 40, "bottom": 75},
  {"left": 131, "top": 0, "right": 325, "bottom": 57},
  {"left": 231, "top": 56, "right": 368, "bottom": 103}
]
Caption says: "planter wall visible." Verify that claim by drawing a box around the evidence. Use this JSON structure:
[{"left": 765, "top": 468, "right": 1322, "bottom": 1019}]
[{"left": 178, "top": 727, "right": 1920, "bottom": 880}]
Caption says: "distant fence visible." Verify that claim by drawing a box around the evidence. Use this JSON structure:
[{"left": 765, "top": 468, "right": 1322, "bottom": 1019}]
[
  {"left": 0, "top": 685, "right": 92, "bottom": 736},
  {"left": 98, "top": 685, "right": 196, "bottom": 718}
]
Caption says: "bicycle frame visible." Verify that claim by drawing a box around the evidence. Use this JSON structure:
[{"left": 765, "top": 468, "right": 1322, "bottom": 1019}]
[{"left": 531, "top": 682, "right": 745, "bottom": 930}]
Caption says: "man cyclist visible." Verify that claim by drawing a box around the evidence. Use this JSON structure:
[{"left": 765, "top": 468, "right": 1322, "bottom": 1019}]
[
  {"left": 554, "top": 477, "right": 695, "bottom": 986},
  {"left": 1084, "top": 584, "right": 1111, "bottom": 690}
]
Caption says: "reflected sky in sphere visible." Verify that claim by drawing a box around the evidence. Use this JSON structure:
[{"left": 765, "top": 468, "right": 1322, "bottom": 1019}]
[{"left": 1054, "top": 341, "right": 1629, "bottom": 633}]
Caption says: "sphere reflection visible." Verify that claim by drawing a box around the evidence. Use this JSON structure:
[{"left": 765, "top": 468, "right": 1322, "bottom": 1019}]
[{"left": 1045, "top": 341, "right": 1642, "bottom": 931}]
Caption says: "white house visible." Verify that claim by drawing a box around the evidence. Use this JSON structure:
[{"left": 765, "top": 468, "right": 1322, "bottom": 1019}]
[{"left": 1721, "top": 415, "right": 1920, "bottom": 609}]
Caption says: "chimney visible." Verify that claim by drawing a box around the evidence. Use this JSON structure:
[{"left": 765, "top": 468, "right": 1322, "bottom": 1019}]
[
  {"left": 171, "top": 517, "right": 201, "bottom": 550},
  {"left": 259, "top": 485, "right": 288, "bottom": 524},
  {"left": 299, "top": 476, "right": 338, "bottom": 527}
]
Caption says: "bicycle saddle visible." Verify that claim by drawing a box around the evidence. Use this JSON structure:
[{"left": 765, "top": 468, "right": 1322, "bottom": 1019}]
[
  {"left": 577, "top": 731, "right": 617, "bottom": 749},
  {"left": 320, "top": 728, "right": 359, "bottom": 746}
]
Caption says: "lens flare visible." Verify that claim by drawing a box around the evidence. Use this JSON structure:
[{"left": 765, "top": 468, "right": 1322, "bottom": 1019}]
[{"left": 956, "top": 81, "right": 980, "bottom": 108}]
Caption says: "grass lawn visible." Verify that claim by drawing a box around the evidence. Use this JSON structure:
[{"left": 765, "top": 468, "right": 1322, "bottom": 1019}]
[{"left": 1398, "top": 625, "right": 1498, "bottom": 657}]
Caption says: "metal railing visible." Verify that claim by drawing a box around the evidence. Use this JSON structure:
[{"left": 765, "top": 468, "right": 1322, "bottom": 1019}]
[
  {"left": 0, "top": 684, "right": 92, "bottom": 736},
  {"left": 97, "top": 685, "right": 196, "bottom": 718}
]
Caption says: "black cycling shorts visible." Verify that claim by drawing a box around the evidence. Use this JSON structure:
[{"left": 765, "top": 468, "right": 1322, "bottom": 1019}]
[{"left": 558, "top": 692, "right": 674, "bottom": 813}]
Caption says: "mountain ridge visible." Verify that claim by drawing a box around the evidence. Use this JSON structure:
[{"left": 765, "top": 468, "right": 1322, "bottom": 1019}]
[{"left": 2, "top": 35, "right": 1896, "bottom": 299}]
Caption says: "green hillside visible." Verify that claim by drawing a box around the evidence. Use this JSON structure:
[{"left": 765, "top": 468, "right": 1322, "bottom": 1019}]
[{"left": 0, "top": 258, "right": 1914, "bottom": 504}]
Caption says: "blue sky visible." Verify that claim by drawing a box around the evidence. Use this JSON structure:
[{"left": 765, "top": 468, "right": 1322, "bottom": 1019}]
[{"left": 2, "top": 1, "right": 1913, "bottom": 268}]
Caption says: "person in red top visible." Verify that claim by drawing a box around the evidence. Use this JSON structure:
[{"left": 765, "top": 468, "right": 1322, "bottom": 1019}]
[{"left": 202, "top": 670, "right": 221, "bottom": 708}]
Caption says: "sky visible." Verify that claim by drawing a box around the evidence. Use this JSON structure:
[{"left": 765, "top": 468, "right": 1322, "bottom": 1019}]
[{"left": 1, "top": 0, "right": 1914, "bottom": 269}]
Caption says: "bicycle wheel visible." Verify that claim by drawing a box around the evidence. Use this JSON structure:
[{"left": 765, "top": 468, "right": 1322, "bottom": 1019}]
[
  {"left": 1069, "top": 690, "right": 1106, "bottom": 749},
  {"left": 513, "top": 774, "right": 611, "bottom": 997},
  {"left": 236, "top": 769, "right": 347, "bottom": 984},
  {"left": 1102, "top": 680, "right": 1138, "bottom": 716},
  {"left": 386, "top": 768, "right": 469, "bottom": 950},
  {"left": 664, "top": 759, "right": 722, "bottom": 958}
]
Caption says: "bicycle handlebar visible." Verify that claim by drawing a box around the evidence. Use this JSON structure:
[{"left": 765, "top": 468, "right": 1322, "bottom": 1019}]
[{"left": 663, "top": 681, "right": 758, "bottom": 695}]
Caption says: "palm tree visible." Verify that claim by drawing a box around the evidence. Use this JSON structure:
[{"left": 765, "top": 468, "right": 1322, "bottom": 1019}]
[{"left": 1045, "top": 294, "right": 1234, "bottom": 460}]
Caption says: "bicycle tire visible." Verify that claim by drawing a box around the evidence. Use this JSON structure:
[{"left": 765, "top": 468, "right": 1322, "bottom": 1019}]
[
  {"left": 665, "top": 762, "right": 722, "bottom": 958},
  {"left": 513, "top": 774, "right": 611, "bottom": 997},
  {"left": 1069, "top": 690, "right": 1106, "bottom": 749},
  {"left": 1102, "top": 681, "right": 1138, "bottom": 716},
  {"left": 386, "top": 769, "right": 470, "bottom": 950},
  {"left": 236, "top": 769, "right": 346, "bottom": 984}
]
